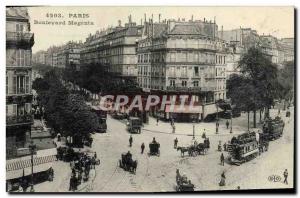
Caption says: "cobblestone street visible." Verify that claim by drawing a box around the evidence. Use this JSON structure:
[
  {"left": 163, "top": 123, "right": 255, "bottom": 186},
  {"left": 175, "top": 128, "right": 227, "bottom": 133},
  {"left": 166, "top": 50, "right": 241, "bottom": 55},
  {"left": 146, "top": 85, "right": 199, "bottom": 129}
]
[{"left": 31, "top": 107, "right": 294, "bottom": 192}]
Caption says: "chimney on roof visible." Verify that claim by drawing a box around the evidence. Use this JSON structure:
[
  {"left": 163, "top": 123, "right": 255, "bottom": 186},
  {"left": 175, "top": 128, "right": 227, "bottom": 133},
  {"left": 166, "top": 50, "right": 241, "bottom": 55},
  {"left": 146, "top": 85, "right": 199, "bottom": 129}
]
[
  {"left": 191, "top": 15, "right": 194, "bottom": 21},
  {"left": 159, "top": 14, "right": 161, "bottom": 23},
  {"left": 204, "top": 18, "right": 206, "bottom": 22},
  {"left": 144, "top": 13, "right": 147, "bottom": 22},
  {"left": 128, "top": 15, "right": 132, "bottom": 23},
  {"left": 118, "top": 20, "right": 121, "bottom": 27},
  {"left": 221, "top": 25, "right": 223, "bottom": 40}
]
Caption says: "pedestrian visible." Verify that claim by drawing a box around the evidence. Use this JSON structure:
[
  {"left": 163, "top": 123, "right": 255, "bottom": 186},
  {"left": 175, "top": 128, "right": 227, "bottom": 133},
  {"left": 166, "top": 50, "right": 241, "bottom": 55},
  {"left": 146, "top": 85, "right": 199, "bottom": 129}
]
[
  {"left": 141, "top": 143, "right": 145, "bottom": 154},
  {"left": 278, "top": 108, "right": 281, "bottom": 115},
  {"left": 283, "top": 169, "right": 288, "bottom": 184},
  {"left": 94, "top": 152, "right": 97, "bottom": 159},
  {"left": 172, "top": 124, "right": 176, "bottom": 133},
  {"left": 218, "top": 141, "right": 222, "bottom": 151},
  {"left": 220, "top": 153, "right": 225, "bottom": 166},
  {"left": 171, "top": 118, "right": 174, "bottom": 126},
  {"left": 156, "top": 118, "right": 159, "bottom": 126},
  {"left": 174, "top": 137, "right": 178, "bottom": 149},
  {"left": 219, "top": 171, "right": 226, "bottom": 186},
  {"left": 202, "top": 131, "right": 206, "bottom": 139},
  {"left": 226, "top": 120, "right": 229, "bottom": 129},
  {"left": 223, "top": 142, "right": 227, "bottom": 151},
  {"left": 129, "top": 135, "right": 133, "bottom": 147}
]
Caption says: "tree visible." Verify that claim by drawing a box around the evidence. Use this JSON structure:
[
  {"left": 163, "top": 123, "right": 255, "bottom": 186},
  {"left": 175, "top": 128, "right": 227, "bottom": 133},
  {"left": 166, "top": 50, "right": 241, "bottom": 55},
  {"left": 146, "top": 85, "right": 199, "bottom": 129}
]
[
  {"left": 32, "top": 77, "right": 50, "bottom": 92},
  {"left": 237, "top": 47, "right": 280, "bottom": 127},
  {"left": 277, "top": 61, "right": 295, "bottom": 108},
  {"left": 61, "top": 94, "right": 99, "bottom": 143},
  {"left": 34, "top": 69, "right": 100, "bottom": 145},
  {"left": 227, "top": 75, "right": 261, "bottom": 130}
]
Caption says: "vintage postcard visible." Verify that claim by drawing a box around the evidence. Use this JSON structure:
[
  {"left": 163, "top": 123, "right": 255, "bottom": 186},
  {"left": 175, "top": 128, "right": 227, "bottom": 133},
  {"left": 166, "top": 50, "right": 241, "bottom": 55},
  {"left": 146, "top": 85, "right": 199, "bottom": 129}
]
[{"left": 5, "top": 6, "right": 295, "bottom": 193}]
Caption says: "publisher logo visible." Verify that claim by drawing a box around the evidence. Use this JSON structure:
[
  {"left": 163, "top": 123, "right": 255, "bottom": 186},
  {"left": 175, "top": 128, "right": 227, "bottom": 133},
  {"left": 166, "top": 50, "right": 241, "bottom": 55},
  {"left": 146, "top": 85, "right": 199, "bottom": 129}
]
[{"left": 268, "top": 175, "right": 281, "bottom": 182}]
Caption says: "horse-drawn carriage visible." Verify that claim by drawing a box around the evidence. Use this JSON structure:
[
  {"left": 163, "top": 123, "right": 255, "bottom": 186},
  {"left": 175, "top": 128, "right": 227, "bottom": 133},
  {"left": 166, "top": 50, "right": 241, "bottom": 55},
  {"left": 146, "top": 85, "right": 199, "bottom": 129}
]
[
  {"left": 119, "top": 152, "right": 137, "bottom": 173},
  {"left": 149, "top": 139, "right": 160, "bottom": 156},
  {"left": 263, "top": 116, "right": 285, "bottom": 140},
  {"left": 175, "top": 169, "right": 195, "bottom": 192},
  {"left": 177, "top": 139, "right": 210, "bottom": 157},
  {"left": 126, "top": 117, "right": 142, "bottom": 134},
  {"left": 57, "top": 146, "right": 75, "bottom": 162}
]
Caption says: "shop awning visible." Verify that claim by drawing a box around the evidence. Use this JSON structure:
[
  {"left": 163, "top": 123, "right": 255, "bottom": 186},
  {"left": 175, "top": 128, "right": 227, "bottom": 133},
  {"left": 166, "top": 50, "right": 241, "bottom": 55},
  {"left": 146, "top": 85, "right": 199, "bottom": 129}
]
[
  {"left": 165, "top": 105, "right": 202, "bottom": 114},
  {"left": 6, "top": 162, "right": 53, "bottom": 180}
]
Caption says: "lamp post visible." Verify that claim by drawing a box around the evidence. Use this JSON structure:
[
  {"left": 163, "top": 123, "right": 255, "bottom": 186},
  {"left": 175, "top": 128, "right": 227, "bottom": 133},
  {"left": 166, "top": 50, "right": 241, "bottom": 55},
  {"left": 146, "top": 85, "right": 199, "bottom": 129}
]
[
  {"left": 29, "top": 141, "right": 36, "bottom": 192},
  {"left": 192, "top": 124, "right": 195, "bottom": 140},
  {"left": 230, "top": 111, "right": 233, "bottom": 133},
  {"left": 216, "top": 103, "right": 219, "bottom": 134}
]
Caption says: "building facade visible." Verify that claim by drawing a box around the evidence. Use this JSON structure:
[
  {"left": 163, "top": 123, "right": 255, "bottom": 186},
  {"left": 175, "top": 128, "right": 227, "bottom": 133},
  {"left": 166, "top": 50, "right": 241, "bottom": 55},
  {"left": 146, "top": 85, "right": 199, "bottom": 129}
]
[
  {"left": 57, "top": 41, "right": 82, "bottom": 69},
  {"left": 219, "top": 27, "right": 260, "bottom": 50},
  {"left": 280, "top": 38, "right": 294, "bottom": 62},
  {"left": 80, "top": 16, "right": 143, "bottom": 79},
  {"left": 137, "top": 18, "right": 227, "bottom": 121},
  {"left": 6, "top": 7, "right": 34, "bottom": 159},
  {"left": 32, "top": 50, "right": 47, "bottom": 65}
]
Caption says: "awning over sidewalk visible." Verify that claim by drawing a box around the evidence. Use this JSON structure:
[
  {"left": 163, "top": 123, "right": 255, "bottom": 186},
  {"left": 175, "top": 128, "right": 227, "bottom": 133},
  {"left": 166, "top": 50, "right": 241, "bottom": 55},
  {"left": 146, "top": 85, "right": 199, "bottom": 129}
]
[
  {"left": 6, "top": 162, "right": 53, "bottom": 180},
  {"left": 165, "top": 105, "right": 202, "bottom": 114},
  {"left": 204, "top": 103, "right": 218, "bottom": 115},
  {"left": 6, "top": 155, "right": 57, "bottom": 172}
]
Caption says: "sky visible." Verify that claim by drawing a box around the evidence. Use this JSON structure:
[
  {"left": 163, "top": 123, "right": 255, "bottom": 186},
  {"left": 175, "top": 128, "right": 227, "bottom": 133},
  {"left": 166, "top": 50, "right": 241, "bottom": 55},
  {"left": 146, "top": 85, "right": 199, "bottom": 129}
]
[{"left": 27, "top": 6, "right": 295, "bottom": 53}]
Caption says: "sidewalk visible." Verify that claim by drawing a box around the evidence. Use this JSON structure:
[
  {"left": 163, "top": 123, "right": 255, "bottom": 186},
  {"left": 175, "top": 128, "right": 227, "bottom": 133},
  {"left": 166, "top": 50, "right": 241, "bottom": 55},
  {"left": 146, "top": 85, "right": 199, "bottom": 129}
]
[{"left": 142, "top": 116, "right": 255, "bottom": 138}]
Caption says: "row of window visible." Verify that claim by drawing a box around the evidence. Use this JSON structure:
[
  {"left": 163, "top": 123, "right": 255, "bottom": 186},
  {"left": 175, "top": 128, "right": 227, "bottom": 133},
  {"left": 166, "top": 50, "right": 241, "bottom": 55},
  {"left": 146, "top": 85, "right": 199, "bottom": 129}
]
[
  {"left": 6, "top": 103, "right": 31, "bottom": 117},
  {"left": 216, "top": 55, "right": 226, "bottom": 65},
  {"left": 216, "top": 79, "right": 226, "bottom": 90},
  {"left": 215, "top": 67, "right": 226, "bottom": 77},
  {"left": 215, "top": 92, "right": 226, "bottom": 101},
  {"left": 138, "top": 53, "right": 165, "bottom": 63},
  {"left": 138, "top": 52, "right": 227, "bottom": 65},
  {"left": 6, "top": 49, "right": 31, "bottom": 66},
  {"left": 6, "top": 75, "right": 31, "bottom": 95}
]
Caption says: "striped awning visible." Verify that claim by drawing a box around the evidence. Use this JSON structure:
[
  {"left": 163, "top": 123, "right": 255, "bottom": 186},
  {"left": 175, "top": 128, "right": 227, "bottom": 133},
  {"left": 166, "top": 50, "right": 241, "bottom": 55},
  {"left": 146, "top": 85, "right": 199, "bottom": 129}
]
[
  {"left": 6, "top": 163, "right": 53, "bottom": 180},
  {"left": 6, "top": 155, "right": 56, "bottom": 172}
]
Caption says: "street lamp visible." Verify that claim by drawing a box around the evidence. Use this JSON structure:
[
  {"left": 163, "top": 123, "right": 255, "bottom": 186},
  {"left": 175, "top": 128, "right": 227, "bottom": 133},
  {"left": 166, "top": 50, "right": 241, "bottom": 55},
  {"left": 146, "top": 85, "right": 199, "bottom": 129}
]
[
  {"left": 192, "top": 124, "right": 195, "bottom": 140},
  {"left": 230, "top": 111, "right": 233, "bottom": 133},
  {"left": 29, "top": 141, "right": 36, "bottom": 192},
  {"left": 216, "top": 104, "right": 219, "bottom": 134}
]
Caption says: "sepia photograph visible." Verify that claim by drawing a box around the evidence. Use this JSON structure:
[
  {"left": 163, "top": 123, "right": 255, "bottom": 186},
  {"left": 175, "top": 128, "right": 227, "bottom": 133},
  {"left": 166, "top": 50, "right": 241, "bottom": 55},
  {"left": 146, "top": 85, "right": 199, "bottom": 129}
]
[{"left": 5, "top": 5, "right": 295, "bottom": 193}]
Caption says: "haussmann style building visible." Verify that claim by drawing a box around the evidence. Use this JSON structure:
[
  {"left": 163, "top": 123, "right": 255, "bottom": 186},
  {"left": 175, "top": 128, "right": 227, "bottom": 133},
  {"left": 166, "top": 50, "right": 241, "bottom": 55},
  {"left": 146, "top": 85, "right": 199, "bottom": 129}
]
[
  {"left": 6, "top": 7, "right": 34, "bottom": 159},
  {"left": 137, "top": 17, "right": 227, "bottom": 122}
]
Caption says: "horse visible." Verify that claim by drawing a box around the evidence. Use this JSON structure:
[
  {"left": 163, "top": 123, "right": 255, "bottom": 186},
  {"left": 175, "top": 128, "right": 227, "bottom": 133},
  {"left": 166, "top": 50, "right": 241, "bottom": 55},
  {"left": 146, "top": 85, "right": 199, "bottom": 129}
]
[
  {"left": 130, "top": 160, "right": 138, "bottom": 174},
  {"left": 177, "top": 146, "right": 194, "bottom": 157},
  {"left": 195, "top": 143, "right": 208, "bottom": 155}
]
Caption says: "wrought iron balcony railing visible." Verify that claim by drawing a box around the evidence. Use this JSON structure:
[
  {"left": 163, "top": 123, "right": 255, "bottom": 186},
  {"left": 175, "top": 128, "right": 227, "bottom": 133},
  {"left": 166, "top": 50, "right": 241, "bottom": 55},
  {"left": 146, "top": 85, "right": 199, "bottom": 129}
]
[
  {"left": 166, "top": 86, "right": 215, "bottom": 92},
  {"left": 6, "top": 114, "right": 33, "bottom": 126},
  {"left": 6, "top": 32, "right": 34, "bottom": 47}
]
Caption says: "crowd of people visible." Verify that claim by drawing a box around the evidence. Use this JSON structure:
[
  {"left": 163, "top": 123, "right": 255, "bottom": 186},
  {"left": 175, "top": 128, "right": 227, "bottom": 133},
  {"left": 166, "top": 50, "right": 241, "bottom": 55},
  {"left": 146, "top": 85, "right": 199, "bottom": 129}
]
[{"left": 69, "top": 152, "right": 98, "bottom": 191}]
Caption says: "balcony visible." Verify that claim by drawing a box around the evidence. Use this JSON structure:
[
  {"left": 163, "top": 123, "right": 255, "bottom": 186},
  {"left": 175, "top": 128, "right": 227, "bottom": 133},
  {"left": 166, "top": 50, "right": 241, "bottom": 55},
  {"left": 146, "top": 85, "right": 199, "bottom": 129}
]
[
  {"left": 6, "top": 32, "right": 34, "bottom": 47},
  {"left": 6, "top": 94, "right": 33, "bottom": 105},
  {"left": 6, "top": 114, "right": 33, "bottom": 127},
  {"left": 166, "top": 86, "right": 214, "bottom": 93}
]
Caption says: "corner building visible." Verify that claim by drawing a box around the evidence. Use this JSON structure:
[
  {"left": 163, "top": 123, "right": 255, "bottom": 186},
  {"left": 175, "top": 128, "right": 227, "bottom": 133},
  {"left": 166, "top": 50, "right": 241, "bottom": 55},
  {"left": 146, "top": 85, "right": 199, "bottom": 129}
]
[
  {"left": 137, "top": 18, "right": 227, "bottom": 122},
  {"left": 6, "top": 7, "right": 34, "bottom": 159}
]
